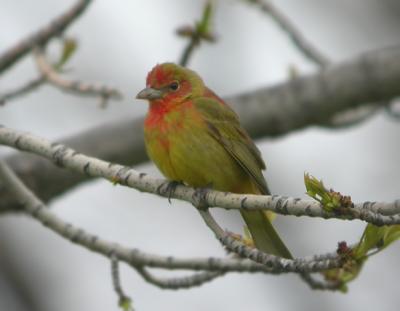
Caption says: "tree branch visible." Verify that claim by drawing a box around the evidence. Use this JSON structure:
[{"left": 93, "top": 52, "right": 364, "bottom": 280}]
[
  {"left": 111, "top": 254, "right": 133, "bottom": 310},
  {"left": 198, "top": 209, "right": 341, "bottom": 273},
  {"left": 299, "top": 273, "right": 342, "bottom": 291},
  {"left": 226, "top": 46, "right": 400, "bottom": 138},
  {"left": 319, "top": 104, "right": 383, "bottom": 128},
  {"left": 0, "top": 0, "right": 92, "bottom": 74},
  {"left": 0, "top": 160, "right": 346, "bottom": 278},
  {"left": 177, "top": 1, "right": 216, "bottom": 67},
  {"left": 33, "top": 47, "right": 122, "bottom": 104},
  {"left": 1, "top": 126, "right": 399, "bottom": 225},
  {"left": 0, "top": 118, "right": 147, "bottom": 213},
  {"left": 2, "top": 45, "right": 400, "bottom": 212},
  {"left": 136, "top": 267, "right": 224, "bottom": 290},
  {"left": 0, "top": 75, "right": 45, "bottom": 105},
  {"left": 243, "top": 0, "right": 329, "bottom": 67},
  {"left": 243, "top": 0, "right": 387, "bottom": 128},
  {"left": 197, "top": 209, "right": 341, "bottom": 290}
]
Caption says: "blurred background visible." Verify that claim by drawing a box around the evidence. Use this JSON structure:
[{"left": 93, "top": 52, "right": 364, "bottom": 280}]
[{"left": 0, "top": 0, "right": 399, "bottom": 310}]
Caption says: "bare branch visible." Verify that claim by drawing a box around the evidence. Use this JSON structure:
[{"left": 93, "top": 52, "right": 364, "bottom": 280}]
[
  {"left": 0, "top": 0, "right": 92, "bottom": 74},
  {"left": 0, "top": 118, "right": 147, "bottom": 213},
  {"left": 34, "top": 47, "right": 122, "bottom": 103},
  {"left": 243, "top": 0, "right": 329, "bottom": 67},
  {"left": 1, "top": 126, "right": 399, "bottom": 225},
  {"left": 227, "top": 45, "right": 400, "bottom": 137},
  {"left": 198, "top": 210, "right": 340, "bottom": 272},
  {"left": 0, "top": 76, "right": 45, "bottom": 105},
  {"left": 2, "top": 45, "right": 400, "bottom": 213},
  {"left": 0, "top": 160, "right": 346, "bottom": 277},
  {"left": 0, "top": 161, "right": 258, "bottom": 275},
  {"left": 198, "top": 209, "right": 342, "bottom": 290},
  {"left": 320, "top": 104, "right": 383, "bottom": 128},
  {"left": 111, "top": 254, "right": 134, "bottom": 311},
  {"left": 178, "top": 35, "right": 200, "bottom": 67},
  {"left": 177, "top": 1, "right": 216, "bottom": 67},
  {"left": 299, "top": 273, "right": 342, "bottom": 291},
  {"left": 243, "top": 0, "right": 386, "bottom": 128},
  {"left": 136, "top": 267, "right": 224, "bottom": 290}
]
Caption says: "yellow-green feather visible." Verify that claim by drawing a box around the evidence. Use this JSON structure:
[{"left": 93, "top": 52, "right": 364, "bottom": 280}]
[
  {"left": 192, "top": 98, "right": 292, "bottom": 258},
  {"left": 144, "top": 64, "right": 291, "bottom": 258}
]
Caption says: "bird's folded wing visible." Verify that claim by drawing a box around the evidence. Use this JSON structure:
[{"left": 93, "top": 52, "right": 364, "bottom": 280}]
[{"left": 192, "top": 97, "right": 269, "bottom": 194}]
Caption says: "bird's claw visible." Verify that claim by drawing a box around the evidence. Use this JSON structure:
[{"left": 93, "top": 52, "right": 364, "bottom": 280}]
[
  {"left": 157, "top": 180, "right": 183, "bottom": 203},
  {"left": 192, "top": 186, "right": 211, "bottom": 210}
]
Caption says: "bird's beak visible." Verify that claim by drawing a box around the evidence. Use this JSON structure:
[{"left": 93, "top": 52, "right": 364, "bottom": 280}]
[{"left": 136, "top": 87, "right": 163, "bottom": 100}]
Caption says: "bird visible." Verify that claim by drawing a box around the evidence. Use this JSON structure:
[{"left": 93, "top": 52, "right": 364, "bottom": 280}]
[{"left": 136, "top": 63, "right": 291, "bottom": 258}]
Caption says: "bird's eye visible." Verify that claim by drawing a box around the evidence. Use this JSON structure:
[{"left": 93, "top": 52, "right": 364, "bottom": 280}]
[{"left": 169, "top": 81, "right": 179, "bottom": 91}]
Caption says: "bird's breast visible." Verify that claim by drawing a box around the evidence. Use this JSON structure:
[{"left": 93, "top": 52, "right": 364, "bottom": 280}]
[
  {"left": 144, "top": 102, "right": 197, "bottom": 181},
  {"left": 144, "top": 104, "right": 250, "bottom": 191}
]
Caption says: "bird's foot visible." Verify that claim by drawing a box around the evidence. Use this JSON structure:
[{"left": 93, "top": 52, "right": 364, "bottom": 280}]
[
  {"left": 157, "top": 180, "right": 183, "bottom": 204},
  {"left": 192, "top": 184, "right": 212, "bottom": 210}
]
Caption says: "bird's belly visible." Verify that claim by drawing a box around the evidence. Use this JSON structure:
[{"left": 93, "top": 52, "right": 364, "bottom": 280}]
[{"left": 147, "top": 126, "right": 249, "bottom": 192}]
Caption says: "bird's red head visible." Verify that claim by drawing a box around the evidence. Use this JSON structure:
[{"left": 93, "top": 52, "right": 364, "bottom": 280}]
[{"left": 137, "top": 63, "right": 205, "bottom": 104}]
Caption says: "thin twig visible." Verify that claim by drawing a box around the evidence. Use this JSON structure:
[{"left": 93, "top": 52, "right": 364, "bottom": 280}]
[
  {"left": 321, "top": 104, "right": 383, "bottom": 128},
  {"left": 244, "top": 0, "right": 329, "bottom": 67},
  {"left": 136, "top": 267, "right": 224, "bottom": 290},
  {"left": 0, "top": 161, "right": 261, "bottom": 274},
  {"left": 0, "top": 0, "right": 92, "bottom": 74},
  {"left": 0, "top": 76, "right": 45, "bottom": 105},
  {"left": 0, "top": 126, "right": 399, "bottom": 225},
  {"left": 177, "top": 1, "right": 215, "bottom": 67},
  {"left": 299, "top": 273, "right": 341, "bottom": 291},
  {"left": 198, "top": 209, "right": 341, "bottom": 273},
  {"left": 34, "top": 47, "right": 122, "bottom": 104},
  {"left": 243, "top": 0, "right": 386, "bottom": 128},
  {"left": 179, "top": 37, "right": 200, "bottom": 67},
  {"left": 198, "top": 209, "right": 342, "bottom": 290},
  {"left": 0, "top": 160, "right": 347, "bottom": 277},
  {"left": 2, "top": 46, "right": 400, "bottom": 214},
  {"left": 111, "top": 254, "right": 133, "bottom": 310}
]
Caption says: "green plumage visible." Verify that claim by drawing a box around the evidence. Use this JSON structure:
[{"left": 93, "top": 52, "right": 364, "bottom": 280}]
[
  {"left": 193, "top": 98, "right": 292, "bottom": 258},
  {"left": 141, "top": 63, "right": 292, "bottom": 259}
]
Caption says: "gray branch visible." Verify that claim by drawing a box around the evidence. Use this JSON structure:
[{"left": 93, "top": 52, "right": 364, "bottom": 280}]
[
  {"left": 198, "top": 210, "right": 340, "bottom": 273},
  {"left": 1, "top": 126, "right": 399, "bottom": 225},
  {"left": 0, "top": 160, "right": 348, "bottom": 278},
  {"left": 0, "top": 118, "right": 147, "bottom": 213},
  {"left": 110, "top": 254, "right": 133, "bottom": 310},
  {"left": 198, "top": 209, "right": 341, "bottom": 289},
  {"left": 2, "top": 45, "right": 400, "bottom": 212},
  {"left": 0, "top": 0, "right": 92, "bottom": 74},
  {"left": 244, "top": 0, "right": 329, "bottom": 67},
  {"left": 244, "top": 0, "right": 385, "bottom": 128},
  {"left": 136, "top": 267, "right": 224, "bottom": 290},
  {"left": 226, "top": 45, "right": 400, "bottom": 137},
  {"left": 34, "top": 47, "right": 122, "bottom": 104},
  {"left": 0, "top": 75, "right": 45, "bottom": 105}
]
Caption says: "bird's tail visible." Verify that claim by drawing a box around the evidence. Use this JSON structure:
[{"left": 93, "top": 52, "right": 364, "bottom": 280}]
[{"left": 240, "top": 210, "right": 292, "bottom": 259}]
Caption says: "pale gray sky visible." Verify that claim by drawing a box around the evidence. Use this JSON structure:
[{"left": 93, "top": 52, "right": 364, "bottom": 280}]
[{"left": 1, "top": 1, "right": 399, "bottom": 310}]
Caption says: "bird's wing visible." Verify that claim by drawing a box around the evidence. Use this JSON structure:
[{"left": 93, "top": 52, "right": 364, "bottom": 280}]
[
  {"left": 193, "top": 97, "right": 292, "bottom": 259},
  {"left": 192, "top": 97, "right": 269, "bottom": 194}
]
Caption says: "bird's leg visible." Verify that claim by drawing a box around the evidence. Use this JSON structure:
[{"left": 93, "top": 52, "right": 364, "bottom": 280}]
[
  {"left": 156, "top": 180, "right": 184, "bottom": 204},
  {"left": 192, "top": 183, "right": 213, "bottom": 210}
]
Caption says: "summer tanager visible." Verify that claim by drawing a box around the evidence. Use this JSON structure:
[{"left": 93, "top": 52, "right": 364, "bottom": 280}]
[{"left": 137, "top": 63, "right": 291, "bottom": 258}]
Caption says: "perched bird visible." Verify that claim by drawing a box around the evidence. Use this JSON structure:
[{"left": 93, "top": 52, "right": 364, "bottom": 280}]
[{"left": 137, "top": 63, "right": 291, "bottom": 258}]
